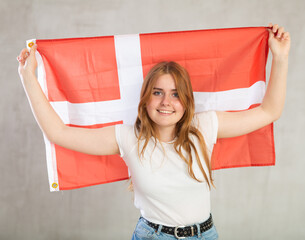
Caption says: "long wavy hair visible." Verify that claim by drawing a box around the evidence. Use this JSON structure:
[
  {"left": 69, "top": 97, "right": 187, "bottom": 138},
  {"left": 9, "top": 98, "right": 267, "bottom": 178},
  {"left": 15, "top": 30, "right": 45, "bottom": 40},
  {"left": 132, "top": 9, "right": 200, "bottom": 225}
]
[{"left": 134, "top": 61, "right": 214, "bottom": 188}]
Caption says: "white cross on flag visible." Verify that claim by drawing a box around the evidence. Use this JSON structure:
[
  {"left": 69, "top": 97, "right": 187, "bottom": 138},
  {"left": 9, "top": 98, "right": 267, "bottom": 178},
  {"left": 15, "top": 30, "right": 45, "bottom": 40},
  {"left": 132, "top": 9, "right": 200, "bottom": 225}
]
[{"left": 27, "top": 26, "right": 274, "bottom": 192}]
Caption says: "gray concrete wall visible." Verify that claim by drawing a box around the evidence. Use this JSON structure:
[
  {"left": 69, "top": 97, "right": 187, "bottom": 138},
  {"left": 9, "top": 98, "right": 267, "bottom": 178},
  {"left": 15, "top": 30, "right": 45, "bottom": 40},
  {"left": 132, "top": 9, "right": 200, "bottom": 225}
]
[{"left": 1, "top": 0, "right": 304, "bottom": 239}]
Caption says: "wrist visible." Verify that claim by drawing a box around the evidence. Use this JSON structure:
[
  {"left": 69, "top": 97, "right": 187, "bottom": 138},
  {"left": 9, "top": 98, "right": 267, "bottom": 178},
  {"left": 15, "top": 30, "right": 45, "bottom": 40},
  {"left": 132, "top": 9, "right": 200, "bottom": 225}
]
[
  {"left": 272, "top": 55, "right": 289, "bottom": 62},
  {"left": 21, "top": 70, "right": 36, "bottom": 79},
  {"left": 21, "top": 71, "right": 37, "bottom": 86}
]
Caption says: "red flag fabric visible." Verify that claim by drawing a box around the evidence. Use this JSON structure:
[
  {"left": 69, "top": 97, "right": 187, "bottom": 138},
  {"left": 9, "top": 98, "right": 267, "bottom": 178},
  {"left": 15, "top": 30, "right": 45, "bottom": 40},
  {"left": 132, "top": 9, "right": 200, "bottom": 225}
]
[{"left": 27, "top": 26, "right": 274, "bottom": 192}]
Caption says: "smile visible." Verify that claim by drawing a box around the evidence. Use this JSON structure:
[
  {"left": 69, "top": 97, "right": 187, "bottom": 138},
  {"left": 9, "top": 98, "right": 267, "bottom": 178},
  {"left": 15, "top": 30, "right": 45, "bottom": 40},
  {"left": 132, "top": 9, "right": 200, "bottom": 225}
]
[{"left": 157, "top": 110, "right": 174, "bottom": 114}]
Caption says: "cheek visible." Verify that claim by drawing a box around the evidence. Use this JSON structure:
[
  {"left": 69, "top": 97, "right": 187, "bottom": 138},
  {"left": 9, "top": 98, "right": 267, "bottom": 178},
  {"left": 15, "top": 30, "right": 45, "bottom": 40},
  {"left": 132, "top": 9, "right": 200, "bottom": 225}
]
[
  {"left": 146, "top": 97, "right": 159, "bottom": 109},
  {"left": 146, "top": 100, "right": 156, "bottom": 116},
  {"left": 173, "top": 101, "right": 185, "bottom": 114}
]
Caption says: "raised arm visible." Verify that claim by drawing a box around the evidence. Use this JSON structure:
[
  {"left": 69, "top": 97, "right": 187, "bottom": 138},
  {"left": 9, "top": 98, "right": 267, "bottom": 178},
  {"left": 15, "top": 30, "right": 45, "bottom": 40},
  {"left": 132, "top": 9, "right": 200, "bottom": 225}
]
[
  {"left": 17, "top": 45, "right": 120, "bottom": 155},
  {"left": 217, "top": 23, "right": 290, "bottom": 139}
]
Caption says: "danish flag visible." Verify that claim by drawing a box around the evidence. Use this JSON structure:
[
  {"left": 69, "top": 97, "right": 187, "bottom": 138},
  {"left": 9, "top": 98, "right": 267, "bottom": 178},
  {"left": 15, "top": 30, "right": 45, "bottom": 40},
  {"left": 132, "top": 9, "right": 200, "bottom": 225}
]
[{"left": 27, "top": 27, "right": 274, "bottom": 192}]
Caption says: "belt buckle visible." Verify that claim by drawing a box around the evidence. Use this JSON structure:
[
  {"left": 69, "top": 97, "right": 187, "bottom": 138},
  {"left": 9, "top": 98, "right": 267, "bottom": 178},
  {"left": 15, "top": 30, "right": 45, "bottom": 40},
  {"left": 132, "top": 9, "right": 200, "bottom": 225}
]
[{"left": 174, "top": 226, "right": 186, "bottom": 239}]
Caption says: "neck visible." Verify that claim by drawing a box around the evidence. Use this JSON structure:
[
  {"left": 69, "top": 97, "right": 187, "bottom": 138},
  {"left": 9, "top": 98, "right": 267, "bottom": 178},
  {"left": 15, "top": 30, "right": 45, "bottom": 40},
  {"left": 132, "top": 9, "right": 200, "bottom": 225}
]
[{"left": 155, "top": 126, "right": 176, "bottom": 142}]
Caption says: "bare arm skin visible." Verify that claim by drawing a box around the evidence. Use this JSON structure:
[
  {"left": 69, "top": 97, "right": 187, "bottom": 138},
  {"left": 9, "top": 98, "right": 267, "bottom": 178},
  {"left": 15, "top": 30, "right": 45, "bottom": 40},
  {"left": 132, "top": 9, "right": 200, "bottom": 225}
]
[
  {"left": 18, "top": 23, "right": 290, "bottom": 149},
  {"left": 216, "top": 23, "right": 290, "bottom": 139},
  {"left": 17, "top": 47, "right": 120, "bottom": 156}
]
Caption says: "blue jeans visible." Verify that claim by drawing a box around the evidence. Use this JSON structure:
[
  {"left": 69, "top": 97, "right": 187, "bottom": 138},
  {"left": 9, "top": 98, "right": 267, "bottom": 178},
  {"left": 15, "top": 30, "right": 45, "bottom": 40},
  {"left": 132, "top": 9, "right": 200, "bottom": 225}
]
[{"left": 131, "top": 217, "right": 219, "bottom": 240}]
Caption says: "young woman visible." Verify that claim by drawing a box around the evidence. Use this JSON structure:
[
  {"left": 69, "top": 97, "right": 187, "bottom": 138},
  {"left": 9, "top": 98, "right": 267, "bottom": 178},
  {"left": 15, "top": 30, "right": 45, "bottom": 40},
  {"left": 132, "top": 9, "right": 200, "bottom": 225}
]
[{"left": 17, "top": 23, "right": 290, "bottom": 240}]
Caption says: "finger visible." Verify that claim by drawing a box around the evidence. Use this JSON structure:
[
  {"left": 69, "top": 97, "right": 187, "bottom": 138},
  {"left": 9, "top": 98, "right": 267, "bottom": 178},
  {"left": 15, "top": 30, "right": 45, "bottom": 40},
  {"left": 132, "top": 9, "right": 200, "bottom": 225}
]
[
  {"left": 282, "top": 32, "right": 290, "bottom": 40},
  {"left": 18, "top": 48, "right": 30, "bottom": 63},
  {"left": 267, "top": 28, "right": 274, "bottom": 39},
  {"left": 22, "top": 48, "right": 29, "bottom": 58},
  {"left": 268, "top": 23, "right": 273, "bottom": 28},
  {"left": 28, "top": 44, "right": 37, "bottom": 60},
  {"left": 272, "top": 24, "right": 279, "bottom": 33},
  {"left": 29, "top": 44, "right": 37, "bottom": 55},
  {"left": 17, "top": 48, "right": 28, "bottom": 59},
  {"left": 27, "top": 44, "right": 37, "bottom": 64},
  {"left": 17, "top": 55, "right": 26, "bottom": 68},
  {"left": 276, "top": 27, "right": 285, "bottom": 39}
]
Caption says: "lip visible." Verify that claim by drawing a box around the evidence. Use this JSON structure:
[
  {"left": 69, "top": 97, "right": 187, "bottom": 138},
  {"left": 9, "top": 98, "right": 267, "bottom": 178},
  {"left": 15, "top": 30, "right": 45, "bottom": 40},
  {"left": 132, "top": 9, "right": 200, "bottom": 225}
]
[{"left": 157, "top": 109, "right": 175, "bottom": 114}]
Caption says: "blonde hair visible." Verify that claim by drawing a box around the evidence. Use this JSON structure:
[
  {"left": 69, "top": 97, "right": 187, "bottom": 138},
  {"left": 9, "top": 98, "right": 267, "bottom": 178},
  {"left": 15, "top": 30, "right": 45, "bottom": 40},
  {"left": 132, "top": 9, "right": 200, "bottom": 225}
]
[{"left": 134, "top": 61, "right": 214, "bottom": 188}]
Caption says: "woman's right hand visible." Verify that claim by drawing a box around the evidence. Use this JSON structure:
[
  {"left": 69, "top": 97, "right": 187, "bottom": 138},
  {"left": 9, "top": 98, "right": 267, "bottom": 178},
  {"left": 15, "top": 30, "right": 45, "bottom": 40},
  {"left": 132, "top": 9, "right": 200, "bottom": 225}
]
[{"left": 17, "top": 44, "right": 37, "bottom": 79}]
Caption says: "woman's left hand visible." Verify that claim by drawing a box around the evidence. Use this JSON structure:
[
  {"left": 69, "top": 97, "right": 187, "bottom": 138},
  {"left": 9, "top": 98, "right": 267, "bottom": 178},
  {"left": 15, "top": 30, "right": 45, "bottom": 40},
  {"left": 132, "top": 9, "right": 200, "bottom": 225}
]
[{"left": 268, "top": 23, "right": 291, "bottom": 59}]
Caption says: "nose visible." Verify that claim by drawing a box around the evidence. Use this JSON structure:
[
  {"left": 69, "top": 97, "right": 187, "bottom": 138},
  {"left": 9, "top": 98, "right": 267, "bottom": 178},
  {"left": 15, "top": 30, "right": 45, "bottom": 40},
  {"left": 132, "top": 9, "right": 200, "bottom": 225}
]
[{"left": 161, "top": 94, "right": 170, "bottom": 106}]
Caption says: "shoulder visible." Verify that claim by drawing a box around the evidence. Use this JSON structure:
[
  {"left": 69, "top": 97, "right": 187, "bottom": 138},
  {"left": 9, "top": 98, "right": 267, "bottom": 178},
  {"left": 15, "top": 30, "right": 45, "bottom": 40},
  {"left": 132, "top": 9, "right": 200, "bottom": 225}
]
[
  {"left": 193, "top": 111, "right": 218, "bottom": 145},
  {"left": 115, "top": 124, "right": 137, "bottom": 157},
  {"left": 115, "top": 124, "right": 136, "bottom": 142},
  {"left": 115, "top": 124, "right": 134, "bottom": 134},
  {"left": 194, "top": 111, "right": 218, "bottom": 128}
]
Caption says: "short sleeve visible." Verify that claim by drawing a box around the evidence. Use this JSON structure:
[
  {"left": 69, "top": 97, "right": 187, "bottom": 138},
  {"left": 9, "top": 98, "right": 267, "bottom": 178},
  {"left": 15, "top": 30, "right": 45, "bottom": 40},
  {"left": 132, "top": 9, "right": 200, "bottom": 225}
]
[
  {"left": 115, "top": 124, "right": 137, "bottom": 158},
  {"left": 194, "top": 111, "right": 218, "bottom": 148}
]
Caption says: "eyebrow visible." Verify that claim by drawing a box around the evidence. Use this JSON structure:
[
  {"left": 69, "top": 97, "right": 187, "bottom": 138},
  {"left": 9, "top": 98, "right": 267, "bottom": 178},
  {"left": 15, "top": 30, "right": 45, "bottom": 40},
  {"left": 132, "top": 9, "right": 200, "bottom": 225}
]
[{"left": 153, "top": 87, "right": 177, "bottom": 91}]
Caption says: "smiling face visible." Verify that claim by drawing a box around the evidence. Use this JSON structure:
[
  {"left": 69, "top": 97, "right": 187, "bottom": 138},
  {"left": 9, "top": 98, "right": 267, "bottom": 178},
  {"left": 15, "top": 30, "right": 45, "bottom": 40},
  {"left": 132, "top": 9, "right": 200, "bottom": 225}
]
[
  {"left": 136, "top": 61, "right": 195, "bottom": 143},
  {"left": 146, "top": 74, "right": 185, "bottom": 135}
]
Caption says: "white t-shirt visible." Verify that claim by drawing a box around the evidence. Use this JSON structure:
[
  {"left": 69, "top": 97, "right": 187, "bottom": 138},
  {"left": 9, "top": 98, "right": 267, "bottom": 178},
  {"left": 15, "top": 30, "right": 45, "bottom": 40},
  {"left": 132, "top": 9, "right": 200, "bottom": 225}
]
[{"left": 115, "top": 111, "right": 218, "bottom": 226}]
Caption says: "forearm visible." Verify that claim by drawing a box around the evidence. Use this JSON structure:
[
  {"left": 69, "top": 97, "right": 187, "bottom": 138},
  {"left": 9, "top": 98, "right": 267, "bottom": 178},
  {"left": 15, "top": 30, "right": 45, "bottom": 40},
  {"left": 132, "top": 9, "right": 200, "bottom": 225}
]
[
  {"left": 21, "top": 72, "right": 66, "bottom": 142},
  {"left": 21, "top": 71, "right": 120, "bottom": 156},
  {"left": 261, "top": 56, "right": 288, "bottom": 121}
]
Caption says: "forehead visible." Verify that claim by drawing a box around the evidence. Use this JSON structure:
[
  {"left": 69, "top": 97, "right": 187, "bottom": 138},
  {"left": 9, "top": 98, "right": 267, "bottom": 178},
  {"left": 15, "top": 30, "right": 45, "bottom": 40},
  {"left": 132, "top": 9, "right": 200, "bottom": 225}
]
[{"left": 154, "top": 74, "right": 176, "bottom": 89}]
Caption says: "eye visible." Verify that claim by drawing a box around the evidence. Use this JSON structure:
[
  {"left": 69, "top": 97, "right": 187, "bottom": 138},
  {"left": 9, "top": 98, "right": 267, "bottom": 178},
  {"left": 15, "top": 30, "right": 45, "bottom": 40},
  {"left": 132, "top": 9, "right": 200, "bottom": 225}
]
[
  {"left": 172, "top": 92, "right": 179, "bottom": 98},
  {"left": 153, "top": 91, "right": 163, "bottom": 96}
]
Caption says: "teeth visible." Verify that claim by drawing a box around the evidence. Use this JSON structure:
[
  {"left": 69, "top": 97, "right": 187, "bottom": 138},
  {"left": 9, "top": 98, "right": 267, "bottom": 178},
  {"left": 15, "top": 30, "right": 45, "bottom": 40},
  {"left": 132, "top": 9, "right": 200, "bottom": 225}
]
[{"left": 158, "top": 110, "right": 173, "bottom": 114}]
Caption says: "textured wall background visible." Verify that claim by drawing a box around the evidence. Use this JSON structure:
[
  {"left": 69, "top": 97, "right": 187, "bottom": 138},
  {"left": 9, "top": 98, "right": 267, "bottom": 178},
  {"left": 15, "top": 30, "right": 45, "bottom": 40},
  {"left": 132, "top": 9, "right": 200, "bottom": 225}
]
[{"left": 1, "top": 0, "right": 304, "bottom": 239}]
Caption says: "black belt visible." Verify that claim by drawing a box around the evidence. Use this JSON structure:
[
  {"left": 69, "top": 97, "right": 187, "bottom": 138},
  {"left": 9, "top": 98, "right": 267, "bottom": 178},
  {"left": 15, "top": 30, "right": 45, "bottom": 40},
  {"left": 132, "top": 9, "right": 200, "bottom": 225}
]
[{"left": 140, "top": 214, "right": 213, "bottom": 239}]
